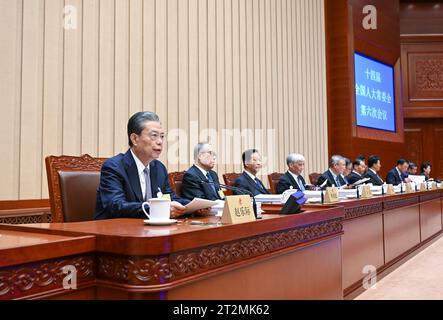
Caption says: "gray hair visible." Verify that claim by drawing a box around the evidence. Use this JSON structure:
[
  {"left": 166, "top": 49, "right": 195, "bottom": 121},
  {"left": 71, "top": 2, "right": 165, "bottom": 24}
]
[
  {"left": 127, "top": 111, "right": 160, "bottom": 146},
  {"left": 286, "top": 153, "right": 305, "bottom": 166},
  {"left": 329, "top": 154, "right": 345, "bottom": 167},
  {"left": 193, "top": 142, "right": 210, "bottom": 161}
]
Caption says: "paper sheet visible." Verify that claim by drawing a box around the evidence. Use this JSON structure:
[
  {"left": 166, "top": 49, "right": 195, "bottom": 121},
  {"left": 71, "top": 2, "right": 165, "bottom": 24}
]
[{"left": 185, "top": 198, "right": 219, "bottom": 213}]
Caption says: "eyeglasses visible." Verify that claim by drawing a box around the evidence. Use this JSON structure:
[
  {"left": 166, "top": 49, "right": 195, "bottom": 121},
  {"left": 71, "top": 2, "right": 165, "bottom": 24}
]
[
  {"left": 201, "top": 151, "right": 217, "bottom": 158},
  {"left": 146, "top": 131, "right": 166, "bottom": 141}
]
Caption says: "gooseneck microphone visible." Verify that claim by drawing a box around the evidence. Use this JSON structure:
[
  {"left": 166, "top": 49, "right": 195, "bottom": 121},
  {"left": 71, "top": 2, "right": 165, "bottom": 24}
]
[{"left": 201, "top": 180, "right": 258, "bottom": 219}]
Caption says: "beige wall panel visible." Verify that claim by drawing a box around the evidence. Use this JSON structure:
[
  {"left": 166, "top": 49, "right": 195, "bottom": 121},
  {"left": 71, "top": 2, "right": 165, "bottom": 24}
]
[
  {"left": 0, "top": 0, "right": 23, "bottom": 199},
  {"left": 0, "top": 0, "right": 328, "bottom": 199}
]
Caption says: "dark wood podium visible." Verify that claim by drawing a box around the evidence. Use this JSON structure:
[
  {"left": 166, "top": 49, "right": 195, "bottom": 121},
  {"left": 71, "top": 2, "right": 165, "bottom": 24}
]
[{"left": 0, "top": 205, "right": 344, "bottom": 300}]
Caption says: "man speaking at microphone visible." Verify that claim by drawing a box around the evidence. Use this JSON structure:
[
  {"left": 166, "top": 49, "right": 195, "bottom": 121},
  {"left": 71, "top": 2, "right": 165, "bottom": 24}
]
[{"left": 233, "top": 149, "right": 270, "bottom": 196}]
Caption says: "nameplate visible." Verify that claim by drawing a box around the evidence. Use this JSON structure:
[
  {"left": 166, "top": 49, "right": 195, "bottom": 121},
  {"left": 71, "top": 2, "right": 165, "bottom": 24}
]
[
  {"left": 420, "top": 183, "right": 427, "bottom": 192},
  {"left": 324, "top": 187, "right": 339, "bottom": 203},
  {"left": 360, "top": 185, "right": 373, "bottom": 198},
  {"left": 405, "top": 182, "right": 413, "bottom": 193},
  {"left": 431, "top": 182, "right": 437, "bottom": 190},
  {"left": 221, "top": 195, "right": 255, "bottom": 224},
  {"left": 218, "top": 189, "right": 226, "bottom": 199},
  {"left": 386, "top": 184, "right": 395, "bottom": 195}
]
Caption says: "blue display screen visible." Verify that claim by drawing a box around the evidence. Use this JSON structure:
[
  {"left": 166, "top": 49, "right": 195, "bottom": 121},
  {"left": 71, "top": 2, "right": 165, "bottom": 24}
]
[{"left": 354, "top": 52, "right": 396, "bottom": 132}]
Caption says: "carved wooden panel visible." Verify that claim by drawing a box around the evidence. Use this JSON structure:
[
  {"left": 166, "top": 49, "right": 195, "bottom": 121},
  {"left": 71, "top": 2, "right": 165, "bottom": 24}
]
[
  {"left": 409, "top": 53, "right": 443, "bottom": 100},
  {"left": 344, "top": 203, "right": 383, "bottom": 220},
  {"left": 401, "top": 38, "right": 443, "bottom": 117},
  {"left": 97, "top": 219, "right": 343, "bottom": 286},
  {"left": 384, "top": 196, "right": 420, "bottom": 211},
  {"left": 420, "top": 191, "right": 442, "bottom": 203},
  {"left": 0, "top": 255, "right": 95, "bottom": 300}
]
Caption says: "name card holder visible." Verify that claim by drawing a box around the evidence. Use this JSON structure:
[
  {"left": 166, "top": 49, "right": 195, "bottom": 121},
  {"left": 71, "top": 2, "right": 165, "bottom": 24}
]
[
  {"left": 221, "top": 195, "right": 256, "bottom": 224},
  {"left": 386, "top": 184, "right": 395, "bottom": 195},
  {"left": 420, "top": 183, "right": 427, "bottom": 192},
  {"left": 431, "top": 182, "right": 437, "bottom": 190},
  {"left": 405, "top": 182, "right": 413, "bottom": 193},
  {"left": 360, "top": 185, "right": 373, "bottom": 199},
  {"left": 324, "top": 187, "right": 339, "bottom": 203}
]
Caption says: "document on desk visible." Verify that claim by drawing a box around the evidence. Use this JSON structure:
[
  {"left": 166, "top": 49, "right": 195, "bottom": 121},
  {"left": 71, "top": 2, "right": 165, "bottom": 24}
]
[
  {"left": 351, "top": 177, "right": 370, "bottom": 186},
  {"left": 185, "top": 198, "right": 219, "bottom": 213}
]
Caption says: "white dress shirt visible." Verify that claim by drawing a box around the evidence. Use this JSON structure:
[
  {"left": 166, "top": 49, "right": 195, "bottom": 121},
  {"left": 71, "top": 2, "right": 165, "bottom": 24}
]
[{"left": 130, "top": 149, "right": 151, "bottom": 200}]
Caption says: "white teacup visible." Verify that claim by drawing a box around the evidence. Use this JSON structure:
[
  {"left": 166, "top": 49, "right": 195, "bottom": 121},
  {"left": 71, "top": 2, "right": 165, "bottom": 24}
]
[{"left": 142, "top": 198, "right": 171, "bottom": 221}]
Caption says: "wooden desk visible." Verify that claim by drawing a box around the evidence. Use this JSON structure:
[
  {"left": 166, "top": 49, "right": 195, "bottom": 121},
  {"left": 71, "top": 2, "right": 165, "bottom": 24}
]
[
  {"left": 0, "top": 205, "right": 344, "bottom": 300},
  {"left": 340, "top": 189, "right": 443, "bottom": 297}
]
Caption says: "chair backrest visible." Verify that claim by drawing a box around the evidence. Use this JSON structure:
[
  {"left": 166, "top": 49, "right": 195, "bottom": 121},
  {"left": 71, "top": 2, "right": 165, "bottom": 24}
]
[
  {"left": 268, "top": 172, "right": 284, "bottom": 194},
  {"left": 223, "top": 173, "right": 241, "bottom": 186},
  {"left": 45, "top": 154, "right": 107, "bottom": 223},
  {"left": 309, "top": 172, "right": 322, "bottom": 186},
  {"left": 168, "top": 171, "right": 186, "bottom": 197}
]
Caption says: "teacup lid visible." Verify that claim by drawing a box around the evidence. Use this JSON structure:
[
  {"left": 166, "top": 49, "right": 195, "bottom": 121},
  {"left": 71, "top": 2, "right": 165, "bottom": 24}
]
[{"left": 147, "top": 198, "right": 170, "bottom": 202}]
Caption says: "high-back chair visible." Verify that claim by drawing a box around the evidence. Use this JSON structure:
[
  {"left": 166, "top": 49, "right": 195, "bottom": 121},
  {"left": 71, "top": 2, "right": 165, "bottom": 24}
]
[
  {"left": 168, "top": 171, "right": 186, "bottom": 197},
  {"left": 267, "top": 172, "right": 284, "bottom": 194},
  {"left": 45, "top": 154, "right": 107, "bottom": 223}
]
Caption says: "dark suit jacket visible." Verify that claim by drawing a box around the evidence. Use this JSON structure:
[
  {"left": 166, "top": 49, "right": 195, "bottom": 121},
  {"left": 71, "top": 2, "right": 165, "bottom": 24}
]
[
  {"left": 316, "top": 170, "right": 346, "bottom": 189},
  {"left": 276, "top": 172, "right": 307, "bottom": 194},
  {"left": 95, "top": 150, "right": 189, "bottom": 220},
  {"left": 181, "top": 165, "right": 223, "bottom": 201},
  {"left": 386, "top": 167, "right": 403, "bottom": 185},
  {"left": 346, "top": 171, "right": 363, "bottom": 185},
  {"left": 364, "top": 169, "right": 384, "bottom": 186},
  {"left": 233, "top": 172, "right": 270, "bottom": 196}
]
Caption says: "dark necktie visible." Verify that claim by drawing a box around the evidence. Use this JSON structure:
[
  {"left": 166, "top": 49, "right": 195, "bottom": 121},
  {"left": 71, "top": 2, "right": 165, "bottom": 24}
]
[
  {"left": 255, "top": 178, "right": 266, "bottom": 193},
  {"left": 206, "top": 172, "right": 218, "bottom": 198},
  {"left": 297, "top": 176, "right": 305, "bottom": 191},
  {"left": 143, "top": 167, "right": 152, "bottom": 201},
  {"left": 335, "top": 176, "right": 342, "bottom": 187}
]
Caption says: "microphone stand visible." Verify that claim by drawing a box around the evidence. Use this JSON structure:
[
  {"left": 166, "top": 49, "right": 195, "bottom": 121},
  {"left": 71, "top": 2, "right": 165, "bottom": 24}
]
[{"left": 201, "top": 181, "right": 259, "bottom": 219}]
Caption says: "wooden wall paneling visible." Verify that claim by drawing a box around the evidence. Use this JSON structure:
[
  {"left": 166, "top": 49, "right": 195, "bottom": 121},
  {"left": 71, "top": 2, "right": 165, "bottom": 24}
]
[
  {"left": 178, "top": 0, "right": 190, "bottom": 172},
  {"left": 98, "top": 0, "right": 115, "bottom": 157},
  {"left": 420, "top": 199, "right": 442, "bottom": 241},
  {"left": 41, "top": 0, "right": 64, "bottom": 199},
  {"left": 81, "top": 0, "right": 99, "bottom": 156},
  {"left": 0, "top": 0, "right": 329, "bottom": 200},
  {"left": 435, "top": 128, "right": 443, "bottom": 178},
  {"left": 114, "top": 0, "right": 130, "bottom": 154},
  {"left": 0, "top": 0, "right": 22, "bottom": 200},
  {"left": 167, "top": 0, "right": 179, "bottom": 172},
  {"left": 400, "top": 2, "right": 443, "bottom": 35},
  {"left": 404, "top": 128, "right": 423, "bottom": 168},
  {"left": 20, "top": 0, "right": 44, "bottom": 199},
  {"left": 129, "top": 0, "right": 143, "bottom": 117}
]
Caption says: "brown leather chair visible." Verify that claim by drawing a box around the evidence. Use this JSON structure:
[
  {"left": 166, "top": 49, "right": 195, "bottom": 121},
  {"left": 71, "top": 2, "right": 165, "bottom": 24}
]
[
  {"left": 168, "top": 171, "right": 186, "bottom": 197},
  {"left": 309, "top": 172, "right": 322, "bottom": 186},
  {"left": 268, "top": 172, "right": 284, "bottom": 194},
  {"left": 222, "top": 173, "right": 241, "bottom": 196},
  {"left": 45, "top": 154, "right": 107, "bottom": 223}
]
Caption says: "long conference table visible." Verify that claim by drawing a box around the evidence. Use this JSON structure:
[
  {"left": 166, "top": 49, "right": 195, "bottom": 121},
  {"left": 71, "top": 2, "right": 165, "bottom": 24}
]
[{"left": 0, "top": 188, "right": 442, "bottom": 300}]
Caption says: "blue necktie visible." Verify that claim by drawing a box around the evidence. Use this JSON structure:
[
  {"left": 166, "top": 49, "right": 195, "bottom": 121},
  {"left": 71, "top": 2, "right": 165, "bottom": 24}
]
[
  {"left": 255, "top": 178, "right": 266, "bottom": 193},
  {"left": 335, "top": 176, "right": 341, "bottom": 187},
  {"left": 297, "top": 176, "right": 305, "bottom": 191},
  {"left": 206, "top": 173, "right": 218, "bottom": 197}
]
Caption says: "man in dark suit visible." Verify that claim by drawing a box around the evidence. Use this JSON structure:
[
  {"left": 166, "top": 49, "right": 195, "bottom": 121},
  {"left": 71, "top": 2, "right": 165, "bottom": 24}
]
[
  {"left": 386, "top": 159, "right": 411, "bottom": 185},
  {"left": 346, "top": 158, "right": 367, "bottom": 185},
  {"left": 95, "top": 112, "right": 188, "bottom": 220},
  {"left": 276, "top": 153, "right": 309, "bottom": 194},
  {"left": 364, "top": 155, "right": 384, "bottom": 186},
  {"left": 316, "top": 155, "right": 347, "bottom": 189},
  {"left": 233, "top": 149, "right": 270, "bottom": 196},
  {"left": 181, "top": 143, "right": 224, "bottom": 201}
]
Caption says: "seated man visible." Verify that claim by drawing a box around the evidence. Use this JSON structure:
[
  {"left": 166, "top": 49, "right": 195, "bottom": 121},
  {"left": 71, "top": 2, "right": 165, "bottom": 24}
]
[
  {"left": 316, "top": 155, "right": 347, "bottom": 188},
  {"left": 276, "top": 153, "right": 309, "bottom": 194},
  {"left": 181, "top": 143, "right": 224, "bottom": 201},
  {"left": 346, "top": 158, "right": 367, "bottom": 185},
  {"left": 407, "top": 162, "right": 418, "bottom": 176},
  {"left": 386, "top": 159, "right": 411, "bottom": 185},
  {"left": 364, "top": 155, "right": 384, "bottom": 186},
  {"left": 342, "top": 158, "right": 352, "bottom": 185},
  {"left": 233, "top": 149, "right": 270, "bottom": 196},
  {"left": 95, "top": 111, "right": 188, "bottom": 220}
]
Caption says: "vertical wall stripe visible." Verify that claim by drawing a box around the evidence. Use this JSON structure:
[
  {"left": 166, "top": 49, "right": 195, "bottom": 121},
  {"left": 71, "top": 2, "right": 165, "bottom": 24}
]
[{"left": 0, "top": 0, "right": 328, "bottom": 199}]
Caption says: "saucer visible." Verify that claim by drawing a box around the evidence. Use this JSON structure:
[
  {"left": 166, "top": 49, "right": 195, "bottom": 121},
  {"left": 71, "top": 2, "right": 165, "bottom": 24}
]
[{"left": 144, "top": 219, "right": 178, "bottom": 226}]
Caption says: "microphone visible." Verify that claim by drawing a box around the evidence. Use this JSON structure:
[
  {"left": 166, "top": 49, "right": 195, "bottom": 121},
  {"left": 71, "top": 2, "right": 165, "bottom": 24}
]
[{"left": 201, "top": 181, "right": 259, "bottom": 219}]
